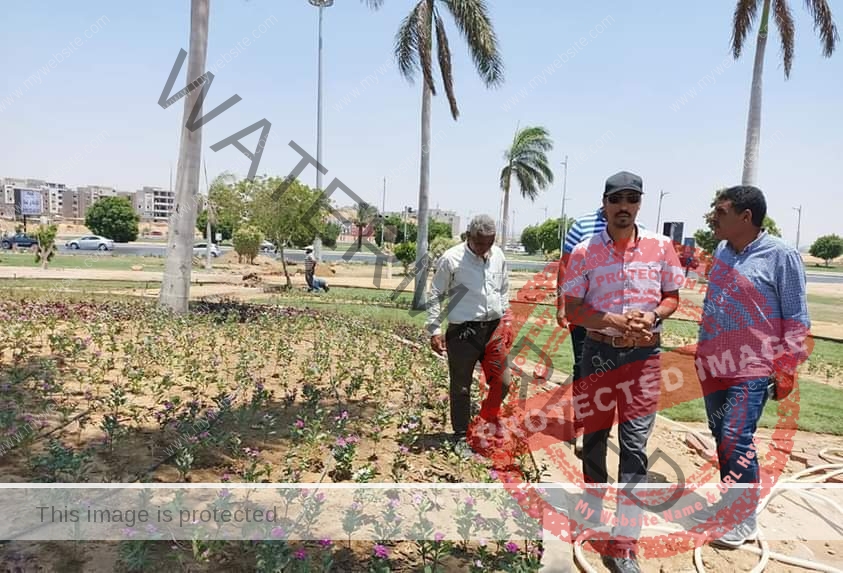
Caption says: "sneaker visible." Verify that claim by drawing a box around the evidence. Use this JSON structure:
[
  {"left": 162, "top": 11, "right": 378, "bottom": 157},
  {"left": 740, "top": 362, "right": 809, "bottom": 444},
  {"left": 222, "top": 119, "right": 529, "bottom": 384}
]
[
  {"left": 710, "top": 519, "right": 758, "bottom": 548},
  {"left": 323, "top": 285, "right": 329, "bottom": 292},
  {"left": 600, "top": 549, "right": 642, "bottom": 573},
  {"left": 452, "top": 435, "right": 474, "bottom": 460},
  {"left": 690, "top": 501, "right": 720, "bottom": 524},
  {"left": 575, "top": 434, "right": 584, "bottom": 457}
]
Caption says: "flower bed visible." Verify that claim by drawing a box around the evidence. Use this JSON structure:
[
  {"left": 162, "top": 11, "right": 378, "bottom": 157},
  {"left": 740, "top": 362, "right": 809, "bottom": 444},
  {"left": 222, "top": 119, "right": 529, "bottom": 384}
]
[{"left": 0, "top": 299, "right": 544, "bottom": 572}]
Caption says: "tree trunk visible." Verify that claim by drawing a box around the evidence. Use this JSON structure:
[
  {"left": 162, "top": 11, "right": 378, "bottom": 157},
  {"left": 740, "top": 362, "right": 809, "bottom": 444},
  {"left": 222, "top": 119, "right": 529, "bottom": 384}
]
[
  {"left": 500, "top": 165, "right": 512, "bottom": 248},
  {"left": 159, "top": 0, "right": 210, "bottom": 313},
  {"left": 412, "top": 81, "right": 433, "bottom": 311},
  {"left": 357, "top": 225, "right": 363, "bottom": 250},
  {"left": 279, "top": 245, "right": 292, "bottom": 288},
  {"left": 741, "top": 0, "right": 770, "bottom": 186}
]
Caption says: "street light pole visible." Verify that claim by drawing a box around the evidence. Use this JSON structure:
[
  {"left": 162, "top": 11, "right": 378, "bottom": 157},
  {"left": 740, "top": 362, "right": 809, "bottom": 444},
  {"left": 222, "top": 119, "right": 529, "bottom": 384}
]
[
  {"left": 309, "top": 0, "right": 333, "bottom": 193},
  {"left": 558, "top": 155, "right": 568, "bottom": 245},
  {"left": 793, "top": 205, "right": 802, "bottom": 251},
  {"left": 655, "top": 189, "right": 670, "bottom": 233}
]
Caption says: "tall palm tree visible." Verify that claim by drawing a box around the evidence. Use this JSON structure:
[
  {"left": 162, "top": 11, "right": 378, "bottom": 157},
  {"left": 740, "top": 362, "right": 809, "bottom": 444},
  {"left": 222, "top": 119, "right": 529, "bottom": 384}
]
[
  {"left": 499, "top": 126, "right": 554, "bottom": 247},
  {"left": 159, "top": 0, "right": 211, "bottom": 313},
  {"left": 393, "top": 0, "right": 503, "bottom": 310},
  {"left": 733, "top": 0, "right": 837, "bottom": 185}
]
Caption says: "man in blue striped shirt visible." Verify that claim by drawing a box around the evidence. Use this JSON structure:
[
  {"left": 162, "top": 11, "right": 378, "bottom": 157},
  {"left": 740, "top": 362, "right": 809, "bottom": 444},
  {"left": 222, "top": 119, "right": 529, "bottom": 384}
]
[{"left": 693, "top": 185, "right": 811, "bottom": 548}]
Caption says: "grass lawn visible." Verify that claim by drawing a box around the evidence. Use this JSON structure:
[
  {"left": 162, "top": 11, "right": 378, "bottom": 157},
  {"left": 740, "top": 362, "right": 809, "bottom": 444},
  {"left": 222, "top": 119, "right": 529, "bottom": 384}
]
[
  {"left": 0, "top": 252, "right": 165, "bottom": 271},
  {"left": 0, "top": 278, "right": 160, "bottom": 292},
  {"left": 661, "top": 378, "right": 843, "bottom": 435}
]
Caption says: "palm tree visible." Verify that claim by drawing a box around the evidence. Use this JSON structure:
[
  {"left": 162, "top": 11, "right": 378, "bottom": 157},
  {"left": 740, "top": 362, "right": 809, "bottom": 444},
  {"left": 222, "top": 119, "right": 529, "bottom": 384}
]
[
  {"left": 354, "top": 201, "right": 379, "bottom": 250},
  {"left": 733, "top": 0, "right": 838, "bottom": 185},
  {"left": 392, "top": 0, "right": 503, "bottom": 310},
  {"left": 159, "top": 0, "right": 210, "bottom": 313},
  {"left": 499, "top": 126, "right": 554, "bottom": 247}
]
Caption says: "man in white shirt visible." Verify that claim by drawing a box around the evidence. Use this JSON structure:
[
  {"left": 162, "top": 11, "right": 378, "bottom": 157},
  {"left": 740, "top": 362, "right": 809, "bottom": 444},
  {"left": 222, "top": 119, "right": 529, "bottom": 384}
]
[{"left": 427, "top": 215, "right": 513, "bottom": 451}]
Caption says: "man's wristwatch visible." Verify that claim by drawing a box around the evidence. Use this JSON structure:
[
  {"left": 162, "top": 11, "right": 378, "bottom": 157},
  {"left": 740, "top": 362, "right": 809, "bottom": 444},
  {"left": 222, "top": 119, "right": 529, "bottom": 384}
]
[{"left": 651, "top": 312, "right": 663, "bottom": 329}]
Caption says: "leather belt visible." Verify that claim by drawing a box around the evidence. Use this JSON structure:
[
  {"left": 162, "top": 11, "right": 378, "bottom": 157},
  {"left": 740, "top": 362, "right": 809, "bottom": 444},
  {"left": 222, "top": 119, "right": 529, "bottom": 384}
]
[{"left": 587, "top": 330, "right": 661, "bottom": 348}]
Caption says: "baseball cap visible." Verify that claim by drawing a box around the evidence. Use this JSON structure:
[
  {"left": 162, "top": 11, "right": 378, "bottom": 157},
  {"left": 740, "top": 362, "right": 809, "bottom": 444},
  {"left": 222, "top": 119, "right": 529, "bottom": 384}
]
[{"left": 604, "top": 171, "right": 644, "bottom": 196}]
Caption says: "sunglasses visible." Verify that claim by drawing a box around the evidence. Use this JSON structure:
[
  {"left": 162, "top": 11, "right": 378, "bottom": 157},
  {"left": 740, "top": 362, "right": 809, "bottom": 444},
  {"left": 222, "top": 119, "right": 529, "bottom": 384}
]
[{"left": 607, "top": 193, "right": 641, "bottom": 204}]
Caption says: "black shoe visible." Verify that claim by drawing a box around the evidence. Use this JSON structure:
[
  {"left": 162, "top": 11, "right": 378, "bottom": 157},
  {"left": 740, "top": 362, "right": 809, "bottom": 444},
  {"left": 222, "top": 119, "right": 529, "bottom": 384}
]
[
  {"left": 601, "top": 549, "right": 642, "bottom": 573},
  {"left": 323, "top": 285, "right": 329, "bottom": 292}
]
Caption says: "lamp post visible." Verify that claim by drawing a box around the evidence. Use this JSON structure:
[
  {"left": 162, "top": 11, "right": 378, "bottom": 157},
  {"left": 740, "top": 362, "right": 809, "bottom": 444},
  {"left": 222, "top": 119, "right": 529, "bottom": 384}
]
[
  {"left": 558, "top": 155, "right": 568, "bottom": 244},
  {"left": 793, "top": 205, "right": 802, "bottom": 251},
  {"left": 655, "top": 189, "right": 670, "bottom": 233},
  {"left": 309, "top": 0, "right": 333, "bottom": 193}
]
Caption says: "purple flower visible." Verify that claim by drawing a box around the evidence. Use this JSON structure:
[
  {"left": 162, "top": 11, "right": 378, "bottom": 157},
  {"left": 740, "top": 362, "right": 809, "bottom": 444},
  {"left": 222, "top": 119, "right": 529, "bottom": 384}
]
[
  {"left": 218, "top": 488, "right": 231, "bottom": 499},
  {"left": 294, "top": 548, "right": 307, "bottom": 560},
  {"left": 121, "top": 527, "right": 137, "bottom": 538},
  {"left": 270, "top": 526, "right": 285, "bottom": 538},
  {"left": 145, "top": 524, "right": 158, "bottom": 534},
  {"left": 164, "top": 401, "right": 174, "bottom": 411},
  {"left": 315, "top": 492, "right": 326, "bottom": 503},
  {"left": 475, "top": 560, "right": 483, "bottom": 568},
  {"left": 505, "top": 542, "right": 519, "bottom": 554},
  {"left": 199, "top": 431, "right": 210, "bottom": 439},
  {"left": 221, "top": 473, "right": 231, "bottom": 483},
  {"left": 373, "top": 544, "right": 389, "bottom": 559},
  {"left": 434, "top": 532, "right": 445, "bottom": 542},
  {"left": 336, "top": 437, "right": 347, "bottom": 448},
  {"left": 295, "top": 419, "right": 305, "bottom": 429},
  {"left": 489, "top": 469, "right": 499, "bottom": 481},
  {"left": 399, "top": 446, "right": 409, "bottom": 455},
  {"left": 319, "top": 538, "right": 333, "bottom": 548},
  {"left": 350, "top": 502, "right": 362, "bottom": 512},
  {"left": 465, "top": 496, "right": 476, "bottom": 507}
]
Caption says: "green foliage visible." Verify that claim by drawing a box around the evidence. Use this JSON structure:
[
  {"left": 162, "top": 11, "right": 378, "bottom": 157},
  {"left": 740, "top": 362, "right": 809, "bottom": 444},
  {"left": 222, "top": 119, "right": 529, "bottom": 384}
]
[
  {"left": 810, "top": 234, "right": 843, "bottom": 266},
  {"left": 762, "top": 215, "right": 781, "bottom": 238},
  {"left": 536, "top": 217, "right": 573, "bottom": 254},
  {"left": 428, "top": 220, "right": 454, "bottom": 241},
  {"left": 693, "top": 228, "right": 720, "bottom": 255},
  {"left": 196, "top": 174, "right": 246, "bottom": 241},
  {"left": 232, "top": 225, "right": 263, "bottom": 264},
  {"left": 34, "top": 224, "right": 58, "bottom": 269},
  {"left": 500, "top": 126, "right": 555, "bottom": 201},
  {"left": 430, "top": 236, "right": 458, "bottom": 262},
  {"left": 394, "top": 242, "right": 417, "bottom": 274},
  {"left": 85, "top": 197, "right": 139, "bottom": 242},
  {"left": 250, "top": 177, "right": 329, "bottom": 250},
  {"left": 320, "top": 222, "right": 342, "bottom": 248},
  {"left": 545, "top": 249, "right": 561, "bottom": 262},
  {"left": 519, "top": 225, "right": 541, "bottom": 255}
]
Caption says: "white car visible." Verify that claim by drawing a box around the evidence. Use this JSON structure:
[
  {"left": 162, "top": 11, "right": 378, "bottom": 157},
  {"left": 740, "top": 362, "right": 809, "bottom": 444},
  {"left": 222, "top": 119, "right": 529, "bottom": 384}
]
[
  {"left": 66, "top": 235, "right": 114, "bottom": 251},
  {"left": 260, "top": 240, "right": 276, "bottom": 253},
  {"left": 193, "top": 242, "right": 221, "bottom": 257}
]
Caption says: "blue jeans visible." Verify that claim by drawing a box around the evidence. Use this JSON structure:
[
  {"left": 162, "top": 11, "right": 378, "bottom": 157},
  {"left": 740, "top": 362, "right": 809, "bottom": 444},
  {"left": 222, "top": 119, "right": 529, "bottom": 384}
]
[
  {"left": 702, "top": 376, "right": 769, "bottom": 524},
  {"left": 575, "top": 338, "right": 661, "bottom": 551}
]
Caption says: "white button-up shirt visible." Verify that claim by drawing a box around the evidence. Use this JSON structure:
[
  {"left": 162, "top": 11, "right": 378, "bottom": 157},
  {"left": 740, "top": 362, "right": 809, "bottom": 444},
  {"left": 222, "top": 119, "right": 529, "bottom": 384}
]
[
  {"left": 562, "top": 226, "right": 685, "bottom": 337},
  {"left": 426, "top": 243, "right": 510, "bottom": 336}
]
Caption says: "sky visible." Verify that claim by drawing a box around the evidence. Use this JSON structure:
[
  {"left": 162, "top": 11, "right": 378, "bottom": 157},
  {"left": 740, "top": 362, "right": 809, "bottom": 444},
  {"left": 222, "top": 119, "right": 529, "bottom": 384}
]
[{"left": 1, "top": 1, "right": 841, "bottom": 247}]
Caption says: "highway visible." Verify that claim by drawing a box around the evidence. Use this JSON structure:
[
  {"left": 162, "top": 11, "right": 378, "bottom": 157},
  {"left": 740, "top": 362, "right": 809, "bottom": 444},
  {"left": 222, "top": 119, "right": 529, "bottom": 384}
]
[{"left": 54, "top": 243, "right": 843, "bottom": 285}]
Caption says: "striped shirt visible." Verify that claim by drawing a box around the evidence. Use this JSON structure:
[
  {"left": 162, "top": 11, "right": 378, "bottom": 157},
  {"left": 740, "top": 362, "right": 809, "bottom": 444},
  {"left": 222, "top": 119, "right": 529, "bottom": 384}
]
[
  {"left": 696, "top": 231, "right": 811, "bottom": 380},
  {"left": 563, "top": 226, "right": 685, "bottom": 336}
]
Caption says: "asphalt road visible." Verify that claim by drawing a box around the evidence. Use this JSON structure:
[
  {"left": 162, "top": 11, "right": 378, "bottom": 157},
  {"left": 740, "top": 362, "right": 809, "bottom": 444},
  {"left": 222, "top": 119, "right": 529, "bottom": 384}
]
[{"left": 54, "top": 243, "right": 843, "bottom": 285}]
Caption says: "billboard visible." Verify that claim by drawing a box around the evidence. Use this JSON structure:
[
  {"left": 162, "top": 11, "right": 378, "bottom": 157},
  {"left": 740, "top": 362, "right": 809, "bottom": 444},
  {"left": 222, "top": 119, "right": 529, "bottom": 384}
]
[
  {"left": 15, "top": 188, "right": 44, "bottom": 216},
  {"left": 662, "top": 221, "right": 684, "bottom": 245}
]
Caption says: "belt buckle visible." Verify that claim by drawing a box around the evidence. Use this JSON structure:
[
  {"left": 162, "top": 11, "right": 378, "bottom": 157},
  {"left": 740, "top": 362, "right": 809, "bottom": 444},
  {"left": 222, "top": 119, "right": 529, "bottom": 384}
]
[{"left": 611, "top": 336, "right": 628, "bottom": 348}]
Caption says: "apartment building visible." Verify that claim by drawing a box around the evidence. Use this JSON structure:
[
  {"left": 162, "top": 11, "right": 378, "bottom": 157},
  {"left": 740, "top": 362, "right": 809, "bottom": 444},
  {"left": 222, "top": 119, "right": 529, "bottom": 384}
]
[
  {"left": 134, "top": 186, "right": 175, "bottom": 222},
  {"left": 428, "top": 208, "right": 461, "bottom": 239}
]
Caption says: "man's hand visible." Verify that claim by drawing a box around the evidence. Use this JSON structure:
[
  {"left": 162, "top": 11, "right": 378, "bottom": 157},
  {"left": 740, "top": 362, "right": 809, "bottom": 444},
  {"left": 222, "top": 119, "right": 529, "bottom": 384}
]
[
  {"left": 430, "top": 334, "right": 447, "bottom": 355},
  {"left": 622, "top": 310, "right": 655, "bottom": 341},
  {"left": 556, "top": 307, "right": 571, "bottom": 330}
]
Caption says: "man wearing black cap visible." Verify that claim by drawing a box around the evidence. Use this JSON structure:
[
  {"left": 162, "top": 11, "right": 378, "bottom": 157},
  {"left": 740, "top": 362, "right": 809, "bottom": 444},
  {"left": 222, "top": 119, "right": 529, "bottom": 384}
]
[{"left": 563, "top": 171, "right": 684, "bottom": 572}]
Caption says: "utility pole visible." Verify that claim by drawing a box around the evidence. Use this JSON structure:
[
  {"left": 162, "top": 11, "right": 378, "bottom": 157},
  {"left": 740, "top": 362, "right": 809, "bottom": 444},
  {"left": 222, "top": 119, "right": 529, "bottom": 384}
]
[
  {"left": 793, "top": 205, "right": 802, "bottom": 251},
  {"left": 543, "top": 206, "right": 548, "bottom": 222},
  {"left": 655, "top": 189, "right": 670, "bottom": 233},
  {"left": 558, "top": 155, "right": 568, "bottom": 246},
  {"left": 380, "top": 177, "right": 387, "bottom": 245}
]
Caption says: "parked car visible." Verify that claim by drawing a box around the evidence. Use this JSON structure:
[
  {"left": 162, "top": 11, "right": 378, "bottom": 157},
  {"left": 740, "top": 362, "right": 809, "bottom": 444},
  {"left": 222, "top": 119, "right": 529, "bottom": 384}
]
[
  {"left": 260, "top": 240, "right": 276, "bottom": 253},
  {"left": 66, "top": 235, "right": 114, "bottom": 251},
  {"left": 193, "top": 242, "right": 221, "bottom": 258},
  {"left": 1, "top": 233, "right": 39, "bottom": 250}
]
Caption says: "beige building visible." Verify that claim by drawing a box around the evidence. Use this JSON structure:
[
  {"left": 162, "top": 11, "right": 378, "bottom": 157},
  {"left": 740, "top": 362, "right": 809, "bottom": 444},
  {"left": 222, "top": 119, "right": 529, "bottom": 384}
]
[{"left": 134, "top": 186, "right": 174, "bottom": 222}]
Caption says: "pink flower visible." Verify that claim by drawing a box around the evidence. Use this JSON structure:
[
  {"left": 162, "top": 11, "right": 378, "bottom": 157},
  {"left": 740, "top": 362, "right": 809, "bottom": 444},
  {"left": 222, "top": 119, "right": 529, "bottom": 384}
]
[
  {"left": 270, "top": 526, "right": 285, "bottom": 538},
  {"left": 295, "top": 419, "right": 305, "bottom": 429},
  {"left": 399, "top": 446, "right": 409, "bottom": 455},
  {"left": 294, "top": 548, "right": 307, "bottom": 560},
  {"left": 336, "top": 437, "right": 347, "bottom": 447},
  {"left": 434, "top": 532, "right": 444, "bottom": 542},
  {"left": 373, "top": 544, "right": 389, "bottom": 559},
  {"left": 465, "top": 496, "right": 476, "bottom": 507},
  {"left": 505, "top": 541, "right": 519, "bottom": 554},
  {"left": 319, "top": 539, "right": 333, "bottom": 548}
]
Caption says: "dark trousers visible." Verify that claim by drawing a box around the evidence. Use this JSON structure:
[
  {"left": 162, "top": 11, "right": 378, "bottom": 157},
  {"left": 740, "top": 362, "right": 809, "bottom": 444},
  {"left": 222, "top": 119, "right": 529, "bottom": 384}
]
[
  {"left": 578, "top": 338, "right": 661, "bottom": 551},
  {"left": 570, "top": 325, "right": 588, "bottom": 433},
  {"left": 702, "top": 376, "right": 769, "bottom": 525},
  {"left": 445, "top": 320, "right": 511, "bottom": 436}
]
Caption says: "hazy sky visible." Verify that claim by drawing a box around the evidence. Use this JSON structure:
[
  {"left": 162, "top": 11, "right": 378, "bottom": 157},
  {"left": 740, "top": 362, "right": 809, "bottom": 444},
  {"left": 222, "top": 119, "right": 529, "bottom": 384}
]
[{"left": 2, "top": 1, "right": 841, "bottom": 246}]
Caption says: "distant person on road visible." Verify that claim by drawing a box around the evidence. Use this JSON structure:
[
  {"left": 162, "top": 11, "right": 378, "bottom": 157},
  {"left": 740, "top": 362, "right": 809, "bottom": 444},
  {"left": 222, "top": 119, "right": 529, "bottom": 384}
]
[
  {"left": 426, "top": 214, "right": 513, "bottom": 457},
  {"left": 693, "top": 185, "right": 810, "bottom": 548},
  {"left": 304, "top": 246, "right": 329, "bottom": 293}
]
